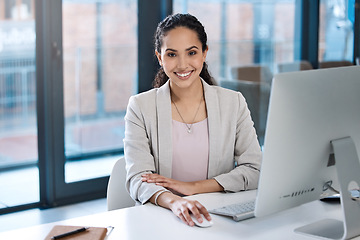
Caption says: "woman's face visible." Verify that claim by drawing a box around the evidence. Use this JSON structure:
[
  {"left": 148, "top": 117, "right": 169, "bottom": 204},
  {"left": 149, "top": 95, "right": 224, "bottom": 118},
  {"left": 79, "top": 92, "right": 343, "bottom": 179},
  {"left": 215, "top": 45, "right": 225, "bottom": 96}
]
[{"left": 155, "top": 27, "right": 208, "bottom": 90}]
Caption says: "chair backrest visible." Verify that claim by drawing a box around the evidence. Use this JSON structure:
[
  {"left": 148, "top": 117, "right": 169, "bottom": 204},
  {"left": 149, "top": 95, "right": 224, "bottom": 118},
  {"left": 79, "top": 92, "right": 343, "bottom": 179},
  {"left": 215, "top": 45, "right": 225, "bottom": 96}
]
[
  {"left": 276, "top": 60, "right": 313, "bottom": 73},
  {"left": 107, "top": 156, "right": 135, "bottom": 211},
  {"left": 229, "top": 64, "right": 273, "bottom": 85},
  {"left": 220, "top": 79, "right": 271, "bottom": 146},
  {"left": 319, "top": 60, "right": 353, "bottom": 69}
]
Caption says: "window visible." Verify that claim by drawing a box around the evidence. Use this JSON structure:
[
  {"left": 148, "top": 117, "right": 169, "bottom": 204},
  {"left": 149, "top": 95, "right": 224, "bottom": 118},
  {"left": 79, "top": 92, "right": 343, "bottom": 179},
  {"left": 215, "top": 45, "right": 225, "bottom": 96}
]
[
  {"left": 319, "top": 0, "right": 354, "bottom": 62},
  {"left": 62, "top": 0, "right": 137, "bottom": 182},
  {"left": 0, "top": 0, "right": 38, "bottom": 209}
]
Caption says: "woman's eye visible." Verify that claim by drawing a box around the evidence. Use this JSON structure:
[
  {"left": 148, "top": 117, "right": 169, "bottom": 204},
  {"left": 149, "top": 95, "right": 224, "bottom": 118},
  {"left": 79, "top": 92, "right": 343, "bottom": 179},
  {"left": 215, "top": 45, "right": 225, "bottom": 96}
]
[
  {"left": 189, "top": 51, "right": 197, "bottom": 56},
  {"left": 167, "top": 53, "right": 176, "bottom": 57}
]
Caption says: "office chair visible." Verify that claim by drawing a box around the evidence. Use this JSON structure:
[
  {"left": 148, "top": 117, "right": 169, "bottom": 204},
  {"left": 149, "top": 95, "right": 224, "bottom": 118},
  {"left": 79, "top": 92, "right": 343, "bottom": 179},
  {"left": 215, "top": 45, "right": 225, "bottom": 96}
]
[
  {"left": 319, "top": 60, "right": 353, "bottom": 68},
  {"left": 276, "top": 60, "right": 313, "bottom": 73},
  {"left": 107, "top": 156, "right": 135, "bottom": 211},
  {"left": 220, "top": 79, "right": 270, "bottom": 146},
  {"left": 229, "top": 64, "right": 273, "bottom": 85}
]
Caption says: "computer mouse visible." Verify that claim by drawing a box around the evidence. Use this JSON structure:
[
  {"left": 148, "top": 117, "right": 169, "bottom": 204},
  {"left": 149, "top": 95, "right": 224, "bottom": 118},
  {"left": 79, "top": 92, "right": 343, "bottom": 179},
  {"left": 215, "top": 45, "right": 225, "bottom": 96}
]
[{"left": 190, "top": 214, "right": 213, "bottom": 228}]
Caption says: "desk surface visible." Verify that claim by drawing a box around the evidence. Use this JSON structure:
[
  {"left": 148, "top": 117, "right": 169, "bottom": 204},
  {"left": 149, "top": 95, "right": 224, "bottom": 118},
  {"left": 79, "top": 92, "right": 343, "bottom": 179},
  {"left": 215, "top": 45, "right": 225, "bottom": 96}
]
[{"left": 0, "top": 190, "right": 357, "bottom": 240}]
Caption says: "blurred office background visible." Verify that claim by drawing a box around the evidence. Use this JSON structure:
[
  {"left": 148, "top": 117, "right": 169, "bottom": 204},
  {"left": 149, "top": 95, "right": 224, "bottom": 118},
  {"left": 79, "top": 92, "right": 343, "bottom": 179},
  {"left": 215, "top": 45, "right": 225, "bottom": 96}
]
[{"left": 0, "top": 0, "right": 359, "bottom": 217}]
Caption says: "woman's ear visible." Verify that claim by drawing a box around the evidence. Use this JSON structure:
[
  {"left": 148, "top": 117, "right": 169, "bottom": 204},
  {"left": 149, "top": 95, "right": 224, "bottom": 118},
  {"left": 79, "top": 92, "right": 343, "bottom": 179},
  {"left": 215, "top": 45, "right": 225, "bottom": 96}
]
[
  {"left": 155, "top": 50, "right": 162, "bottom": 66},
  {"left": 202, "top": 46, "right": 209, "bottom": 62}
]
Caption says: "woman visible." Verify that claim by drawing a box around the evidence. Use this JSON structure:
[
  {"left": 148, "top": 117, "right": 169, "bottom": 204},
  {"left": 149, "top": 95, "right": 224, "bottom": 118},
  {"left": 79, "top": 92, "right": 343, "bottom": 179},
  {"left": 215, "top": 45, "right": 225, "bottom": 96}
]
[{"left": 124, "top": 13, "right": 261, "bottom": 226}]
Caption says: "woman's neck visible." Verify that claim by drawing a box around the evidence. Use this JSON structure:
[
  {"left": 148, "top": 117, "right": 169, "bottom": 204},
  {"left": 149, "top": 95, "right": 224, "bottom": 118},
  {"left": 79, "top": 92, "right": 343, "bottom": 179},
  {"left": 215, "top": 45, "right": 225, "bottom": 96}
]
[{"left": 170, "top": 79, "right": 204, "bottom": 104}]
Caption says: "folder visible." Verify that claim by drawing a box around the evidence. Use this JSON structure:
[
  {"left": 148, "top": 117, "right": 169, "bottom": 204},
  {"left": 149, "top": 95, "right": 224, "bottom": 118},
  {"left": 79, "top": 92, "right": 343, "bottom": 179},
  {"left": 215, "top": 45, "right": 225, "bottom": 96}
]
[{"left": 44, "top": 225, "right": 107, "bottom": 240}]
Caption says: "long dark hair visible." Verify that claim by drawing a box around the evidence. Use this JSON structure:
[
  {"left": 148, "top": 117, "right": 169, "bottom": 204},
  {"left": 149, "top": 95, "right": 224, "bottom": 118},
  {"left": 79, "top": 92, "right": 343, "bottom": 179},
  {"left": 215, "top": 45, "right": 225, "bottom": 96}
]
[{"left": 152, "top": 13, "right": 215, "bottom": 88}]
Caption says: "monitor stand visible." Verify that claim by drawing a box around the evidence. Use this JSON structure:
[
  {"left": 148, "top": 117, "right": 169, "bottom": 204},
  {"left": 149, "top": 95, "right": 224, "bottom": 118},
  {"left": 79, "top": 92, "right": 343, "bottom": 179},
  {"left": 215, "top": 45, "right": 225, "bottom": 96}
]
[{"left": 295, "top": 137, "right": 360, "bottom": 240}]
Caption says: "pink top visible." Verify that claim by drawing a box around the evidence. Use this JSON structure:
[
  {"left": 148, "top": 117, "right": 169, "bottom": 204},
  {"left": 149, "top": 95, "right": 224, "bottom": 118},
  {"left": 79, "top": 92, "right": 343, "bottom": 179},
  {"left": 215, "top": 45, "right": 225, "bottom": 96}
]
[{"left": 171, "top": 118, "right": 209, "bottom": 182}]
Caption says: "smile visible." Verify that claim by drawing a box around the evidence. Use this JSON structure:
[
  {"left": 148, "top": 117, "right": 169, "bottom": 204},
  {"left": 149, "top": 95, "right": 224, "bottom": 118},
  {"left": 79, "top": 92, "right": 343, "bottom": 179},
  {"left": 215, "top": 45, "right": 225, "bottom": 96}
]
[{"left": 176, "top": 71, "right": 192, "bottom": 78}]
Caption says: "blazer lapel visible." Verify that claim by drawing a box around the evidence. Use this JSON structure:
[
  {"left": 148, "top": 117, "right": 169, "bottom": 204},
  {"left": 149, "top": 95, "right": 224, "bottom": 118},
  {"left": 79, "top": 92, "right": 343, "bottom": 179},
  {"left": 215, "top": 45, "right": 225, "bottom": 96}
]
[
  {"left": 156, "top": 81, "right": 173, "bottom": 178},
  {"left": 203, "top": 80, "right": 221, "bottom": 178}
]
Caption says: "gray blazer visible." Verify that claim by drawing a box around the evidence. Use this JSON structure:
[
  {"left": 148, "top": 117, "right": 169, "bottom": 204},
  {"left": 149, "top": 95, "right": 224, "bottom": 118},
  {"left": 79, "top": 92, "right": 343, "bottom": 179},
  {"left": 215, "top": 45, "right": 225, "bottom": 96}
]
[{"left": 124, "top": 79, "right": 262, "bottom": 204}]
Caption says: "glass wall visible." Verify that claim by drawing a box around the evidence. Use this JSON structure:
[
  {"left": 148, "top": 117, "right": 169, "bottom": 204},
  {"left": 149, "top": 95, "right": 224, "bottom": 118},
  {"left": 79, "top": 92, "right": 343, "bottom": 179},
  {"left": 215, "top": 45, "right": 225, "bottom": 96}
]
[
  {"left": 319, "top": 0, "right": 354, "bottom": 63},
  {"left": 62, "top": 0, "right": 137, "bottom": 182},
  {"left": 0, "top": 0, "right": 38, "bottom": 208}
]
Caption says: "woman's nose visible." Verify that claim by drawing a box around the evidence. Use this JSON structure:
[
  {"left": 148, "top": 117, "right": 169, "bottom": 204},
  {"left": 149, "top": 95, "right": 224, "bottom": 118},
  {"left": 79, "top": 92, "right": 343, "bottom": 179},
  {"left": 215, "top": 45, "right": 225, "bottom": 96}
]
[{"left": 177, "top": 55, "right": 187, "bottom": 69}]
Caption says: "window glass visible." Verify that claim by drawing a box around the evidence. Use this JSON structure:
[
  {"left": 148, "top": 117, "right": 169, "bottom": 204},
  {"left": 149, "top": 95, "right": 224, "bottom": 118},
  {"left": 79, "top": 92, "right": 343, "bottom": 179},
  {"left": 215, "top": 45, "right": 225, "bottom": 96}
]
[
  {"left": 0, "top": 0, "right": 38, "bottom": 208},
  {"left": 62, "top": 0, "right": 137, "bottom": 182},
  {"left": 319, "top": 0, "right": 354, "bottom": 63}
]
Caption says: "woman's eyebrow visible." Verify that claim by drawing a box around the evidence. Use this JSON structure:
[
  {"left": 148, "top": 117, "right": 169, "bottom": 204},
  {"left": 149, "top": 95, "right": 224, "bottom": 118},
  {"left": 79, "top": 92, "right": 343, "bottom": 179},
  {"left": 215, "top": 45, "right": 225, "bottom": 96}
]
[
  {"left": 165, "top": 46, "right": 199, "bottom": 52},
  {"left": 186, "top": 46, "right": 199, "bottom": 51},
  {"left": 165, "top": 48, "right": 177, "bottom": 52}
]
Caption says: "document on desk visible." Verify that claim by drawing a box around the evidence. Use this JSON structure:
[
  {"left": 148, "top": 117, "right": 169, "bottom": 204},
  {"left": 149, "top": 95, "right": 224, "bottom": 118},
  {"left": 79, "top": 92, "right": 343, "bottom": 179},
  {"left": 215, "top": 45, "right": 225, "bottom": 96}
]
[{"left": 44, "top": 225, "right": 107, "bottom": 240}]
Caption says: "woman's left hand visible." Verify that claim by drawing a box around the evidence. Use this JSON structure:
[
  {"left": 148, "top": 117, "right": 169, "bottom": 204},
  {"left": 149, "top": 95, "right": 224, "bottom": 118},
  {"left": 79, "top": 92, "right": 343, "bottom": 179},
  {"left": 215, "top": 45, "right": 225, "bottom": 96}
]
[{"left": 141, "top": 173, "right": 196, "bottom": 196}]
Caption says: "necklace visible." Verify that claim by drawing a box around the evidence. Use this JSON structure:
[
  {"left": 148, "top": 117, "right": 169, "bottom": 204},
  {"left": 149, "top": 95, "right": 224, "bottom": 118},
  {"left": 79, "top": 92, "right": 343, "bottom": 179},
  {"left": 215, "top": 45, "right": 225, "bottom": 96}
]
[{"left": 172, "top": 97, "right": 203, "bottom": 134}]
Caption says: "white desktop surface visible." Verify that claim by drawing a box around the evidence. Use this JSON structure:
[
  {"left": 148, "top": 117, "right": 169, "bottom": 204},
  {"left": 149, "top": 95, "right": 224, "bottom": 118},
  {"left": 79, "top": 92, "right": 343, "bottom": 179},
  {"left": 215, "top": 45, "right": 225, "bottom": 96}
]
[{"left": 0, "top": 190, "right": 357, "bottom": 240}]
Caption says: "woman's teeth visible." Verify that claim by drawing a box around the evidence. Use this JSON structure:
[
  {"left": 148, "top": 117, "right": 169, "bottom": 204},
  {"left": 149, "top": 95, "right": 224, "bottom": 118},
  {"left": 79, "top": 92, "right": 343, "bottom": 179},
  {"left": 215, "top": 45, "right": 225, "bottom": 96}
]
[{"left": 176, "top": 71, "right": 191, "bottom": 77}]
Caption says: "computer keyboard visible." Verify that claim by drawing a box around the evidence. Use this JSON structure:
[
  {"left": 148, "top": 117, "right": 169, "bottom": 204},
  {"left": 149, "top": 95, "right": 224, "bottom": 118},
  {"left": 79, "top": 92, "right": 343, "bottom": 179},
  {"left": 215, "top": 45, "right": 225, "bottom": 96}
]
[{"left": 209, "top": 200, "right": 255, "bottom": 221}]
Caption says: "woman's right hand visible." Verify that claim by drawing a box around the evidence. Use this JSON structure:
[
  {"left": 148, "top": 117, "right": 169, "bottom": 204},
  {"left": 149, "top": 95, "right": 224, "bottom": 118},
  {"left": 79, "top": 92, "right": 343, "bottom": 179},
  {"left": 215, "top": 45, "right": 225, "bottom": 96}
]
[{"left": 156, "top": 192, "right": 212, "bottom": 226}]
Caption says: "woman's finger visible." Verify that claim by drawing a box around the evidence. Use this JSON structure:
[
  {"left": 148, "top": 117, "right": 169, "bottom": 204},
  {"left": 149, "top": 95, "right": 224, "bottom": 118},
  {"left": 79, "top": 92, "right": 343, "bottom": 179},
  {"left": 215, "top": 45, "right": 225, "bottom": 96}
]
[
  {"left": 182, "top": 209, "right": 195, "bottom": 227},
  {"left": 195, "top": 201, "right": 211, "bottom": 221},
  {"left": 178, "top": 212, "right": 187, "bottom": 225},
  {"left": 188, "top": 202, "right": 205, "bottom": 223}
]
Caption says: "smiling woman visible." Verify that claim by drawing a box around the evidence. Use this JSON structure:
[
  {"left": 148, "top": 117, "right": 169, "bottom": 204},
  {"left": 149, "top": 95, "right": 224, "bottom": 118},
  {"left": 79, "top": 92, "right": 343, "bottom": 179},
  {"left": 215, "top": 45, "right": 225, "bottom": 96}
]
[
  {"left": 152, "top": 14, "right": 215, "bottom": 89},
  {"left": 155, "top": 27, "right": 207, "bottom": 92},
  {"left": 124, "top": 13, "right": 262, "bottom": 228}
]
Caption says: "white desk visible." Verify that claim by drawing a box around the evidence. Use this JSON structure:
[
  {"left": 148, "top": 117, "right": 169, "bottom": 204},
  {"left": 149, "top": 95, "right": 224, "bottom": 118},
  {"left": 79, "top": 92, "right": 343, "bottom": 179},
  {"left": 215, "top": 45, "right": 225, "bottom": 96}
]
[{"left": 0, "top": 190, "right": 357, "bottom": 240}]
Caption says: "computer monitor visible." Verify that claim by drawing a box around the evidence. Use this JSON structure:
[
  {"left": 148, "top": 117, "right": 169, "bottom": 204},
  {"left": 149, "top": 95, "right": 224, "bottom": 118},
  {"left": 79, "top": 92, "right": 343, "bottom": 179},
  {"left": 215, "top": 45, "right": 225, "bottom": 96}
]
[{"left": 254, "top": 65, "right": 360, "bottom": 239}]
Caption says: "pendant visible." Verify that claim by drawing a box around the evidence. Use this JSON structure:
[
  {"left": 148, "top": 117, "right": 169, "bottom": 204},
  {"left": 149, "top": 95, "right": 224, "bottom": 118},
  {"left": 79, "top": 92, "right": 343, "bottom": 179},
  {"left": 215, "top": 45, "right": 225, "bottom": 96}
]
[{"left": 187, "top": 128, "right": 192, "bottom": 133}]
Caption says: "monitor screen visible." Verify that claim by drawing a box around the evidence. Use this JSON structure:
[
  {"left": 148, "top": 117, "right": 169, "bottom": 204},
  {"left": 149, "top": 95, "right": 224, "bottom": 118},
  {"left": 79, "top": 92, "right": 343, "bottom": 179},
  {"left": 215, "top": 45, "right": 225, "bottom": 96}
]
[{"left": 254, "top": 65, "right": 360, "bottom": 238}]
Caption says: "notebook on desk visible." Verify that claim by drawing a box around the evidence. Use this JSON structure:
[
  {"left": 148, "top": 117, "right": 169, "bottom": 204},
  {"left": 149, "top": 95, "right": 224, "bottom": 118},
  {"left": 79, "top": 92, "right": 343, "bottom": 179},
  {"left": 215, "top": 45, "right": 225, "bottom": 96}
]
[{"left": 44, "top": 225, "right": 108, "bottom": 240}]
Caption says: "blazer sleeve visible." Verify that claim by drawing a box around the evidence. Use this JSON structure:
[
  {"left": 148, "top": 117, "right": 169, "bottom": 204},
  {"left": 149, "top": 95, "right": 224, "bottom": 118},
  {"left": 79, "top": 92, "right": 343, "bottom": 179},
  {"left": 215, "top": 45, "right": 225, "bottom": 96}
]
[
  {"left": 213, "top": 92, "right": 262, "bottom": 192},
  {"left": 123, "top": 94, "right": 168, "bottom": 204}
]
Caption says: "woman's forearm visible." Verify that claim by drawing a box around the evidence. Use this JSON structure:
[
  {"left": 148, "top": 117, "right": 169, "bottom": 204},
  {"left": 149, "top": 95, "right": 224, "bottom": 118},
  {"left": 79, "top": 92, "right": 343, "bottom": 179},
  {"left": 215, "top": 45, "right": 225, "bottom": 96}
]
[
  {"left": 192, "top": 178, "right": 224, "bottom": 194},
  {"left": 149, "top": 178, "right": 223, "bottom": 208}
]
